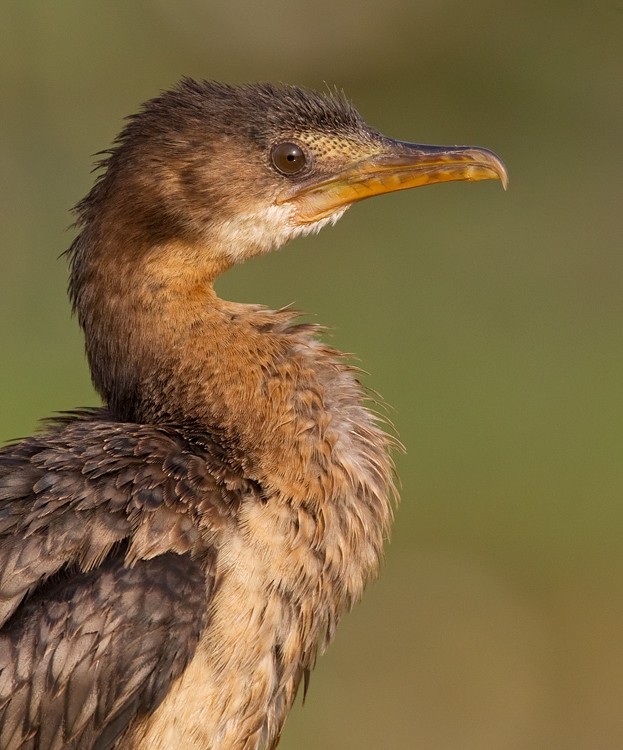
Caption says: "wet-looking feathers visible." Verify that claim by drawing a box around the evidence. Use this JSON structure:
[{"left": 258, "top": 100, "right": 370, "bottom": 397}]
[{"left": 0, "top": 80, "right": 506, "bottom": 750}]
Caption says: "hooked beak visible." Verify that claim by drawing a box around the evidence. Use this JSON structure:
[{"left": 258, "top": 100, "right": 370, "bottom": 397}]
[{"left": 284, "top": 140, "right": 508, "bottom": 224}]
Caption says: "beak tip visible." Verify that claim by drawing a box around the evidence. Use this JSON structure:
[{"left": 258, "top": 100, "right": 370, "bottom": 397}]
[{"left": 482, "top": 149, "right": 508, "bottom": 191}]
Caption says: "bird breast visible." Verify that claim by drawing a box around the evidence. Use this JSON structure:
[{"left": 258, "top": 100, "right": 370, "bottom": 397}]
[{"left": 127, "top": 328, "right": 395, "bottom": 750}]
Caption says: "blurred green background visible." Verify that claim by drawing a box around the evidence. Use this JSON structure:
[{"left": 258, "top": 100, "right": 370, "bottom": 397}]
[{"left": 1, "top": 1, "right": 622, "bottom": 748}]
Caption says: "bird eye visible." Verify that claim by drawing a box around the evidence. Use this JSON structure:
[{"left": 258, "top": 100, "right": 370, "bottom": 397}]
[{"left": 270, "top": 142, "right": 307, "bottom": 176}]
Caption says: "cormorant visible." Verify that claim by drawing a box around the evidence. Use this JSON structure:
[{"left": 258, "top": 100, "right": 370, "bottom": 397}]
[{"left": 0, "top": 80, "right": 506, "bottom": 750}]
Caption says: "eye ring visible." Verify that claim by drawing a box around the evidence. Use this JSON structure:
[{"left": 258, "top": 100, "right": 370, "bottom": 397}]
[{"left": 270, "top": 142, "right": 308, "bottom": 176}]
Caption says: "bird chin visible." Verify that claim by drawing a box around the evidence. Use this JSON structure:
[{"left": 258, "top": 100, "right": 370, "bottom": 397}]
[
  {"left": 211, "top": 203, "right": 350, "bottom": 265},
  {"left": 214, "top": 204, "right": 303, "bottom": 262},
  {"left": 292, "top": 206, "right": 351, "bottom": 239}
]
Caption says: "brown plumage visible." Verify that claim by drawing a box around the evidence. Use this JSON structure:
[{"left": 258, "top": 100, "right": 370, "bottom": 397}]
[{"left": 0, "top": 80, "right": 506, "bottom": 749}]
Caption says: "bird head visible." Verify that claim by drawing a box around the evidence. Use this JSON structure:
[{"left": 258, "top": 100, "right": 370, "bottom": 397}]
[{"left": 73, "top": 80, "right": 507, "bottom": 279}]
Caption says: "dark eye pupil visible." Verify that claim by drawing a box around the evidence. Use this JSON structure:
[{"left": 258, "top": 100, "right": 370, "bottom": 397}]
[{"left": 271, "top": 142, "right": 306, "bottom": 175}]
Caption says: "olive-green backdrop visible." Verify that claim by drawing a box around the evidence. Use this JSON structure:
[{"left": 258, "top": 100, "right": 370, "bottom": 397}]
[{"left": 1, "top": 2, "right": 622, "bottom": 748}]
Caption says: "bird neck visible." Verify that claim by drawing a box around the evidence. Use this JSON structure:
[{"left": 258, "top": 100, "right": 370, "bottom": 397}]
[
  {"left": 70, "top": 231, "right": 395, "bottom": 512},
  {"left": 72, "top": 234, "right": 344, "bottom": 486},
  {"left": 71, "top": 232, "right": 244, "bottom": 420}
]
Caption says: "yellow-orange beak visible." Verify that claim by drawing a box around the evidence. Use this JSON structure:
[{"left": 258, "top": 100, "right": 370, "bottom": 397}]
[{"left": 285, "top": 141, "right": 508, "bottom": 224}]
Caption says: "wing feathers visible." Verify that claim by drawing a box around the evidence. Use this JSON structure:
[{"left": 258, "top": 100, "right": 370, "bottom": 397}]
[
  {"left": 0, "top": 553, "right": 213, "bottom": 750},
  {"left": 0, "top": 411, "right": 245, "bottom": 748}
]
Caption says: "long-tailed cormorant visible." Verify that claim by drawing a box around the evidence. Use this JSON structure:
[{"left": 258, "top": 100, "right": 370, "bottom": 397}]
[{"left": 0, "top": 80, "right": 506, "bottom": 750}]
